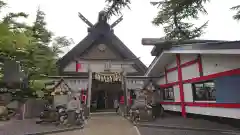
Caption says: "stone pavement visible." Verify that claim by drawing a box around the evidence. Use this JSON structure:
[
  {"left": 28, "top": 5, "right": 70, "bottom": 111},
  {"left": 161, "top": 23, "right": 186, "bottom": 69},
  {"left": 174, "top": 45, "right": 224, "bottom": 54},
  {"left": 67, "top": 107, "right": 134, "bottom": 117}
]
[
  {"left": 138, "top": 114, "right": 240, "bottom": 132},
  {"left": 0, "top": 119, "right": 83, "bottom": 135},
  {"left": 47, "top": 114, "right": 140, "bottom": 135},
  {"left": 138, "top": 126, "right": 240, "bottom": 135}
]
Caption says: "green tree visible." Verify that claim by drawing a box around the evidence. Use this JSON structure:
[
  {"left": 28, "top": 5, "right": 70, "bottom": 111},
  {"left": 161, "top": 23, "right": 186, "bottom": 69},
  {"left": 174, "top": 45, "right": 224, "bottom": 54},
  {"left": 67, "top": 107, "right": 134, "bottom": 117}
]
[
  {"left": 105, "top": 0, "right": 239, "bottom": 40},
  {"left": 21, "top": 8, "right": 73, "bottom": 79},
  {"left": 0, "top": 1, "right": 73, "bottom": 94},
  {"left": 31, "top": 7, "right": 53, "bottom": 45}
]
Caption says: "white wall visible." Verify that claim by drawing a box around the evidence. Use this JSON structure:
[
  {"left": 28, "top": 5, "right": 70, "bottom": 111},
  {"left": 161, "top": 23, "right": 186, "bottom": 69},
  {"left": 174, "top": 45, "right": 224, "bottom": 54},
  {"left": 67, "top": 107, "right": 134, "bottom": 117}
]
[
  {"left": 162, "top": 105, "right": 181, "bottom": 112},
  {"left": 180, "top": 54, "right": 197, "bottom": 64},
  {"left": 63, "top": 60, "right": 137, "bottom": 73},
  {"left": 64, "top": 61, "right": 77, "bottom": 72},
  {"left": 173, "top": 85, "right": 180, "bottom": 102},
  {"left": 186, "top": 106, "right": 240, "bottom": 119},
  {"left": 166, "top": 54, "right": 199, "bottom": 82},
  {"left": 63, "top": 79, "right": 89, "bottom": 91},
  {"left": 202, "top": 54, "right": 240, "bottom": 76},
  {"left": 167, "top": 59, "right": 177, "bottom": 69},
  {"left": 167, "top": 71, "right": 178, "bottom": 83},
  {"left": 156, "top": 77, "right": 165, "bottom": 85},
  {"left": 183, "top": 84, "right": 193, "bottom": 102},
  {"left": 161, "top": 54, "right": 240, "bottom": 119},
  {"left": 181, "top": 54, "right": 199, "bottom": 80}
]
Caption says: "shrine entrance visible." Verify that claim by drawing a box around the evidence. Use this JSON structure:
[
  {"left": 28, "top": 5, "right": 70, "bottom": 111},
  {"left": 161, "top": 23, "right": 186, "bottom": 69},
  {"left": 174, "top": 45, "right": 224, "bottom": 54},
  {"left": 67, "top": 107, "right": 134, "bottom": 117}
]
[{"left": 91, "top": 72, "right": 123, "bottom": 112}]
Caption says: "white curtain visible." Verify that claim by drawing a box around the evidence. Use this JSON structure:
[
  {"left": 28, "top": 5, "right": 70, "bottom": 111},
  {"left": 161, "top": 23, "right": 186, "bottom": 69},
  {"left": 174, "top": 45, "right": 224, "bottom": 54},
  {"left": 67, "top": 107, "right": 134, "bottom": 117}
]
[
  {"left": 126, "top": 79, "right": 144, "bottom": 89},
  {"left": 65, "top": 79, "right": 88, "bottom": 91}
]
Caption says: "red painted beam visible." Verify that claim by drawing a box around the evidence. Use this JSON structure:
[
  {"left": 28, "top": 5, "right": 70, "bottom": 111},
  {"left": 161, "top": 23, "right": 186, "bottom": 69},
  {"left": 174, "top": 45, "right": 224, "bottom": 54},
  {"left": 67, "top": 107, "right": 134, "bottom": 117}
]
[
  {"left": 160, "top": 81, "right": 179, "bottom": 88},
  {"left": 160, "top": 101, "right": 240, "bottom": 108},
  {"left": 181, "top": 59, "right": 198, "bottom": 68},
  {"left": 186, "top": 102, "right": 240, "bottom": 108},
  {"left": 176, "top": 54, "right": 186, "bottom": 118},
  {"left": 161, "top": 68, "right": 240, "bottom": 87},
  {"left": 183, "top": 68, "right": 240, "bottom": 84},
  {"left": 197, "top": 54, "right": 203, "bottom": 76},
  {"left": 166, "top": 67, "right": 177, "bottom": 73},
  {"left": 166, "top": 58, "right": 199, "bottom": 73}
]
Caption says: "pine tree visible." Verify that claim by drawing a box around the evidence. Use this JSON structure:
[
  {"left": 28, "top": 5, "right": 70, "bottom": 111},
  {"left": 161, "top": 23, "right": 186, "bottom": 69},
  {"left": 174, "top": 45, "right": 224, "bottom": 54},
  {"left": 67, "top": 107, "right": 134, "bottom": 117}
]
[
  {"left": 151, "top": 0, "right": 209, "bottom": 40},
  {"left": 32, "top": 7, "right": 53, "bottom": 45},
  {"left": 105, "top": 0, "right": 239, "bottom": 40},
  {"left": 231, "top": 5, "right": 240, "bottom": 20}
]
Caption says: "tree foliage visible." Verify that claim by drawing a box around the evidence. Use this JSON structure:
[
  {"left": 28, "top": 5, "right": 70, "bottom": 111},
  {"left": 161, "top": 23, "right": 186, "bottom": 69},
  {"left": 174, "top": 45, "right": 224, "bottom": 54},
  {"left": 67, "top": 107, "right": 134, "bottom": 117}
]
[
  {"left": 104, "top": 0, "right": 131, "bottom": 19},
  {"left": 0, "top": 0, "right": 73, "bottom": 95},
  {"left": 151, "top": 0, "right": 210, "bottom": 40},
  {"left": 104, "top": 0, "right": 239, "bottom": 40},
  {"left": 231, "top": 5, "right": 240, "bottom": 21}
]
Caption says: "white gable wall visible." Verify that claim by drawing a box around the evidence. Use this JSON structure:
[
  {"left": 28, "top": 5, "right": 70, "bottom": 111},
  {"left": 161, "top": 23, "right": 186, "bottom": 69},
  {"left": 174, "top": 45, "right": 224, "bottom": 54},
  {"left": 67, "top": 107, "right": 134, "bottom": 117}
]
[
  {"left": 156, "top": 77, "right": 165, "bottom": 85},
  {"left": 181, "top": 54, "right": 199, "bottom": 80},
  {"left": 202, "top": 54, "right": 240, "bottom": 76},
  {"left": 63, "top": 60, "right": 137, "bottom": 73},
  {"left": 153, "top": 53, "right": 240, "bottom": 119}
]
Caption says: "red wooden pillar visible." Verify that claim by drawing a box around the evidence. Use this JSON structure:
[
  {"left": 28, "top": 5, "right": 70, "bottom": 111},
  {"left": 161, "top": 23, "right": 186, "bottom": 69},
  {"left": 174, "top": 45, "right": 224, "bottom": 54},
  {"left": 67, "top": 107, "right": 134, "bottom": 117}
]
[
  {"left": 197, "top": 54, "right": 203, "bottom": 76},
  {"left": 176, "top": 54, "right": 186, "bottom": 118},
  {"left": 85, "top": 88, "right": 88, "bottom": 104}
]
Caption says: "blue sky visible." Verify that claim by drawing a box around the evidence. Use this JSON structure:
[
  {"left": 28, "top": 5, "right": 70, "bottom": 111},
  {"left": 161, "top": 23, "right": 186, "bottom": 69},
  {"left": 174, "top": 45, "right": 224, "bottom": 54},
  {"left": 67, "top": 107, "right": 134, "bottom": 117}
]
[{"left": 3, "top": 0, "right": 240, "bottom": 66}]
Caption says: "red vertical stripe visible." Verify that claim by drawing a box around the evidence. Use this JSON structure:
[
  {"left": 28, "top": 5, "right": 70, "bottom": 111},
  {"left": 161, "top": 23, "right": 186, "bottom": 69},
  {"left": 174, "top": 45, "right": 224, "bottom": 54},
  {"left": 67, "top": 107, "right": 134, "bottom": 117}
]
[
  {"left": 81, "top": 89, "right": 84, "bottom": 101},
  {"left": 75, "top": 61, "right": 81, "bottom": 72},
  {"left": 176, "top": 54, "right": 186, "bottom": 118},
  {"left": 75, "top": 61, "right": 79, "bottom": 72},
  {"left": 197, "top": 54, "right": 203, "bottom": 76}
]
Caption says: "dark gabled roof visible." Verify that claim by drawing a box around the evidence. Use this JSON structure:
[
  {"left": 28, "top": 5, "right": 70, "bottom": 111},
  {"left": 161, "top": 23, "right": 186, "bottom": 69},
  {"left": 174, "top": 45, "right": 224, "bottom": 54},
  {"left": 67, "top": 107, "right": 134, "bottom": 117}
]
[
  {"left": 52, "top": 79, "right": 71, "bottom": 91},
  {"left": 141, "top": 38, "right": 240, "bottom": 56},
  {"left": 57, "top": 21, "right": 147, "bottom": 75}
]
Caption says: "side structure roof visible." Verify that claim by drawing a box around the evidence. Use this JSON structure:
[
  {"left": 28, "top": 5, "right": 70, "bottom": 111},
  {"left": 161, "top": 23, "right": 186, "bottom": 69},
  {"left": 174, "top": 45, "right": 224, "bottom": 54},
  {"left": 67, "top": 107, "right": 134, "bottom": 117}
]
[{"left": 141, "top": 38, "right": 240, "bottom": 76}]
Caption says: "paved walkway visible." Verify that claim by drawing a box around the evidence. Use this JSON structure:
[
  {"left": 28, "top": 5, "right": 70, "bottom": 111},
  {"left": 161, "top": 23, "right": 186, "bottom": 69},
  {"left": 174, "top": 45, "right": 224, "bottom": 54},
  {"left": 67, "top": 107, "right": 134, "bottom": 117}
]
[
  {"left": 137, "top": 114, "right": 240, "bottom": 135},
  {"left": 138, "top": 126, "right": 239, "bottom": 135},
  {"left": 139, "top": 114, "right": 240, "bottom": 132},
  {"left": 48, "top": 115, "right": 140, "bottom": 135}
]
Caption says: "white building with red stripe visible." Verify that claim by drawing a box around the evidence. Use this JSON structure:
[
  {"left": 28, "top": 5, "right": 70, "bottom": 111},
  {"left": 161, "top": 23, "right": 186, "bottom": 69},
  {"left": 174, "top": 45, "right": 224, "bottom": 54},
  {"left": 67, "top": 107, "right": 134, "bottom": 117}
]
[{"left": 142, "top": 39, "right": 240, "bottom": 119}]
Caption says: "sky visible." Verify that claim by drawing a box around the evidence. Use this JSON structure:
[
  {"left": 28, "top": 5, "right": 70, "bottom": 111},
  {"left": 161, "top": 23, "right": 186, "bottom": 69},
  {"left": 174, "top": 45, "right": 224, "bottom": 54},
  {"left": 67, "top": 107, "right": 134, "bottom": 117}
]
[{"left": 3, "top": 0, "right": 240, "bottom": 66}]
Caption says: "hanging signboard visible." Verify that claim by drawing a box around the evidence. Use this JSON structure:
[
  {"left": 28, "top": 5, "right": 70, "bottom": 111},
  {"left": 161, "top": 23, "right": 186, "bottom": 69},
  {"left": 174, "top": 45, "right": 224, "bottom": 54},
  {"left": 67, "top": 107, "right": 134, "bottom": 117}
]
[{"left": 93, "top": 72, "right": 122, "bottom": 83}]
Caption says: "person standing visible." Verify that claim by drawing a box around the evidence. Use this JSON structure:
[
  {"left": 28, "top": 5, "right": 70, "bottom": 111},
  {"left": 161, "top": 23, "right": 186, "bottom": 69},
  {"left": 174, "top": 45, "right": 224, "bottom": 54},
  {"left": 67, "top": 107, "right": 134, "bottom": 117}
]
[
  {"left": 114, "top": 98, "right": 119, "bottom": 112},
  {"left": 151, "top": 89, "right": 163, "bottom": 118},
  {"left": 67, "top": 97, "right": 79, "bottom": 125}
]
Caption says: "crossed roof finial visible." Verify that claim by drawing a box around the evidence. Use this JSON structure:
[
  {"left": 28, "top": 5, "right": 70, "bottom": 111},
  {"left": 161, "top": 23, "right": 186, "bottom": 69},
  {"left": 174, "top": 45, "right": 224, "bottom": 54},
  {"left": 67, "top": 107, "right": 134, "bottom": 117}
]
[{"left": 78, "top": 11, "right": 123, "bottom": 30}]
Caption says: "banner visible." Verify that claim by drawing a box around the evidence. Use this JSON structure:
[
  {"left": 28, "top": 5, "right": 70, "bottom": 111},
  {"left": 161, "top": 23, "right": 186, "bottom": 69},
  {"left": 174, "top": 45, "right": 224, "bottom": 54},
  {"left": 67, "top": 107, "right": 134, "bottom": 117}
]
[{"left": 93, "top": 72, "right": 122, "bottom": 83}]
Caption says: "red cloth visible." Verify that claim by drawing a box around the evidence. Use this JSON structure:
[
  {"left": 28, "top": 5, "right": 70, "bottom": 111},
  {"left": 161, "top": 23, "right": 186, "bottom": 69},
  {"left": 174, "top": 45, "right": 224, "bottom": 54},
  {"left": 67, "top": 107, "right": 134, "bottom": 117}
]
[
  {"left": 120, "top": 96, "right": 132, "bottom": 105},
  {"left": 75, "top": 62, "right": 81, "bottom": 72},
  {"left": 82, "top": 95, "right": 86, "bottom": 102}
]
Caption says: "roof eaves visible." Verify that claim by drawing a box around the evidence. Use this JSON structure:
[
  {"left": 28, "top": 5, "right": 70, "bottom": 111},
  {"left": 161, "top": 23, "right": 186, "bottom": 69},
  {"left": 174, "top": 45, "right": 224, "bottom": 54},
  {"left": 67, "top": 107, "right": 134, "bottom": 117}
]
[
  {"left": 107, "top": 33, "right": 147, "bottom": 74},
  {"left": 150, "top": 40, "right": 240, "bottom": 56},
  {"left": 57, "top": 32, "right": 100, "bottom": 69}
]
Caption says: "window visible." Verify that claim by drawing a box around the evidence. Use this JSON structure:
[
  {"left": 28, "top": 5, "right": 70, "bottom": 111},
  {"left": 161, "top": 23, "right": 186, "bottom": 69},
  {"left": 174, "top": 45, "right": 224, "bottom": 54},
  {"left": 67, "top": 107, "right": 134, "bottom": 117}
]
[
  {"left": 192, "top": 81, "right": 216, "bottom": 101},
  {"left": 163, "top": 87, "right": 174, "bottom": 100}
]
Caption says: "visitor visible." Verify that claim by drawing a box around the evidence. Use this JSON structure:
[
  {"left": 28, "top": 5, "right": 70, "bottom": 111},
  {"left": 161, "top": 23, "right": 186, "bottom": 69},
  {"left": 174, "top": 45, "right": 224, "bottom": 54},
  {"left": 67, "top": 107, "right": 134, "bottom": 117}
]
[
  {"left": 67, "top": 96, "right": 80, "bottom": 124},
  {"left": 114, "top": 99, "right": 119, "bottom": 112},
  {"left": 151, "top": 89, "right": 163, "bottom": 118}
]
